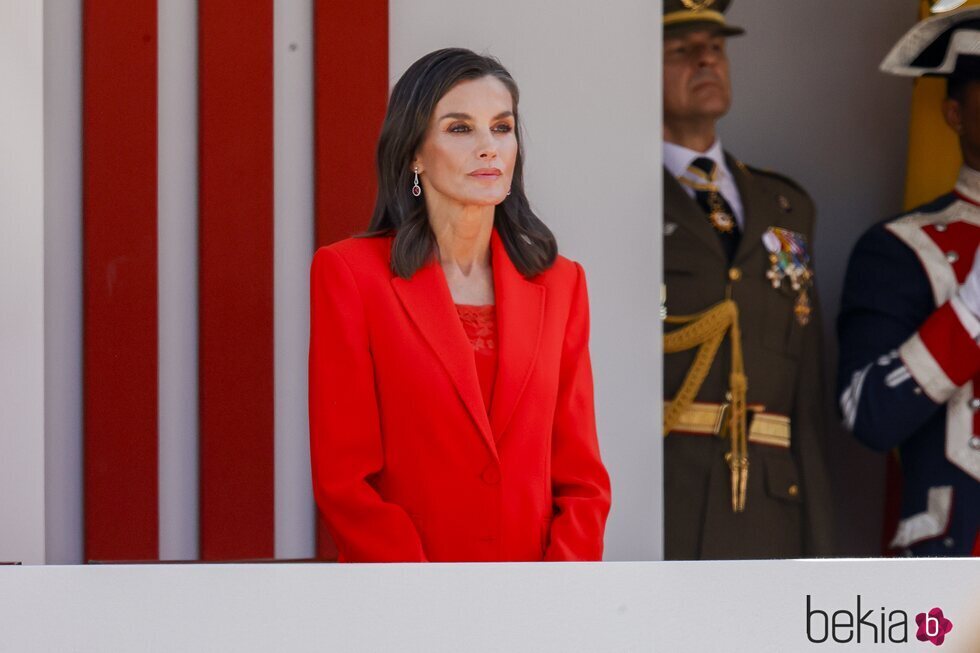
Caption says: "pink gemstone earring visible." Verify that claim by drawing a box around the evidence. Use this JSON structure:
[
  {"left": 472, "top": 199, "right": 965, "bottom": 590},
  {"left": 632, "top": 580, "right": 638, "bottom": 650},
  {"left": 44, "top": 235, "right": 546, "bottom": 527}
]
[{"left": 412, "top": 169, "right": 422, "bottom": 197}]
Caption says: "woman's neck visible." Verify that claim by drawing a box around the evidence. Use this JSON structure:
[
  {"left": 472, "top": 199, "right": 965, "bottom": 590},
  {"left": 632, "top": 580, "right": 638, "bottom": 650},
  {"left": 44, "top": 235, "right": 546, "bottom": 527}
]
[{"left": 429, "top": 204, "right": 494, "bottom": 275}]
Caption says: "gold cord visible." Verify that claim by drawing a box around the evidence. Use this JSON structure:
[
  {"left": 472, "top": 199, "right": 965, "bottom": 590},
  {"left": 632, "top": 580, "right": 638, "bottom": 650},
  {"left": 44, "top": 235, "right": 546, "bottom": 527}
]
[{"left": 664, "top": 300, "right": 749, "bottom": 512}]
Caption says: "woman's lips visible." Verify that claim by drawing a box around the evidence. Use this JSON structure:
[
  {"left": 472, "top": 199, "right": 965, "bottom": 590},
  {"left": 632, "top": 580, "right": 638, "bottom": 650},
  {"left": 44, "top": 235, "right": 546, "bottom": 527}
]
[{"left": 469, "top": 168, "right": 502, "bottom": 179}]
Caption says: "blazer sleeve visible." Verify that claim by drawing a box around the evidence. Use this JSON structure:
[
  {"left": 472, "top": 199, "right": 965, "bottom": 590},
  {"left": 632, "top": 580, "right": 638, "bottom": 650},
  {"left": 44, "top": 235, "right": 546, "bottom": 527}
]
[
  {"left": 309, "top": 247, "right": 427, "bottom": 562},
  {"left": 543, "top": 262, "right": 612, "bottom": 561}
]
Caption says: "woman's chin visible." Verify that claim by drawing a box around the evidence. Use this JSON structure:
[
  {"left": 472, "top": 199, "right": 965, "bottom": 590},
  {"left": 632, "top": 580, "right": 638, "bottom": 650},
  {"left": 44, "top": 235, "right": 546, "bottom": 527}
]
[{"left": 479, "top": 191, "right": 511, "bottom": 206}]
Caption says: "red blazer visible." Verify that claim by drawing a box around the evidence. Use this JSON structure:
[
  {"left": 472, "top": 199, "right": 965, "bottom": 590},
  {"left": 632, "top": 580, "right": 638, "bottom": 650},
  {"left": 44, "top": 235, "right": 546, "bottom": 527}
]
[{"left": 309, "top": 229, "right": 611, "bottom": 562}]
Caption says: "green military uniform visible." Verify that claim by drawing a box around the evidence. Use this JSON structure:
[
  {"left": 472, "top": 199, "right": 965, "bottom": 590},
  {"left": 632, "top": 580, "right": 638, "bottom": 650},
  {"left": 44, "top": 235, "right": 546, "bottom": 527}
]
[
  {"left": 661, "top": 0, "right": 834, "bottom": 559},
  {"left": 663, "top": 159, "right": 834, "bottom": 559}
]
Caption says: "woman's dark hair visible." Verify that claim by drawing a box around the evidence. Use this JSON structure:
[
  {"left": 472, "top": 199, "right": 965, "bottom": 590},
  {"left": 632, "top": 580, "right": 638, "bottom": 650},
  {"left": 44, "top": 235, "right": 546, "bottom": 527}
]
[{"left": 365, "top": 47, "right": 557, "bottom": 279}]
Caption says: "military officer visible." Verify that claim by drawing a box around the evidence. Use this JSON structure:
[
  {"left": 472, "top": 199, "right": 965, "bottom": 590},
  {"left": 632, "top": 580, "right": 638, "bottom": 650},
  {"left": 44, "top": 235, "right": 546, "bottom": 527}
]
[
  {"left": 662, "top": 0, "right": 834, "bottom": 559},
  {"left": 838, "top": 7, "right": 980, "bottom": 557}
]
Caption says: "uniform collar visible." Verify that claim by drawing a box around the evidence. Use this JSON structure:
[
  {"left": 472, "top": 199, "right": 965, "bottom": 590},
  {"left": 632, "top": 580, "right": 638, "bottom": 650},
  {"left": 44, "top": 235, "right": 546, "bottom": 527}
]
[
  {"left": 955, "top": 164, "right": 980, "bottom": 205},
  {"left": 663, "top": 139, "right": 730, "bottom": 181}
]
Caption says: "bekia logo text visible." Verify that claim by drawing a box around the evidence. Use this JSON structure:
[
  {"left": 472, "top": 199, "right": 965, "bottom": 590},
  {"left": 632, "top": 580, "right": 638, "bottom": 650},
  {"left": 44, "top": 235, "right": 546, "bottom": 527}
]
[{"left": 806, "top": 595, "right": 953, "bottom": 646}]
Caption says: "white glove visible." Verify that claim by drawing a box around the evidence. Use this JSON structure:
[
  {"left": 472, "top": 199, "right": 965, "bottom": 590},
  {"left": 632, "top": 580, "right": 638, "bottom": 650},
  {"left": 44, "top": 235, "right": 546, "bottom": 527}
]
[{"left": 954, "top": 244, "right": 980, "bottom": 337}]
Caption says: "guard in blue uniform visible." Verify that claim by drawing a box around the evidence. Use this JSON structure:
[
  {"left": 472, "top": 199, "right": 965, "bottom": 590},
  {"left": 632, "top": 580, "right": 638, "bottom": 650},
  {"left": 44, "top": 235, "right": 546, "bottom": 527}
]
[{"left": 838, "top": 8, "right": 980, "bottom": 557}]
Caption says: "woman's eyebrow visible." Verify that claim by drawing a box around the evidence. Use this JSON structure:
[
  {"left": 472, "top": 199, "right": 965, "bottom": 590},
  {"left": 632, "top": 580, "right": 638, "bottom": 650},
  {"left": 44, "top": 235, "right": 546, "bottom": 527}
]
[{"left": 438, "top": 110, "right": 514, "bottom": 121}]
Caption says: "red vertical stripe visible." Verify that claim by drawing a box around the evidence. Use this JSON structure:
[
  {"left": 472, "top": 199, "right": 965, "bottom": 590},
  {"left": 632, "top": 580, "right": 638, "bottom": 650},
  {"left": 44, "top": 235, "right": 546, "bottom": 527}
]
[
  {"left": 313, "top": 0, "right": 389, "bottom": 561},
  {"left": 199, "top": 0, "right": 275, "bottom": 560},
  {"left": 82, "top": 0, "right": 159, "bottom": 562},
  {"left": 314, "top": 0, "right": 388, "bottom": 245}
]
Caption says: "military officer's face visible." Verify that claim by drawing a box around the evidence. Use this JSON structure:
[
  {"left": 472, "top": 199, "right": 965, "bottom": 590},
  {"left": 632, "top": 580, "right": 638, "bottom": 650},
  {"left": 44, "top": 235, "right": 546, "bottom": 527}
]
[{"left": 663, "top": 30, "right": 732, "bottom": 125}]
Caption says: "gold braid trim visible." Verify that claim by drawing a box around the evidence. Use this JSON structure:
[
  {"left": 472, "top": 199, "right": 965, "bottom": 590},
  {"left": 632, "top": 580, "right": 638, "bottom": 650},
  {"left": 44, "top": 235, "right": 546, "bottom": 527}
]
[
  {"left": 663, "top": 10, "right": 725, "bottom": 27},
  {"left": 664, "top": 300, "right": 749, "bottom": 512}
]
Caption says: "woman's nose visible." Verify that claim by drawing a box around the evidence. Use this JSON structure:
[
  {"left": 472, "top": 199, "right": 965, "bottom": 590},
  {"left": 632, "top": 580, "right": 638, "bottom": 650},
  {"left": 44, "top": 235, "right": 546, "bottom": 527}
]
[{"left": 477, "top": 130, "right": 498, "bottom": 159}]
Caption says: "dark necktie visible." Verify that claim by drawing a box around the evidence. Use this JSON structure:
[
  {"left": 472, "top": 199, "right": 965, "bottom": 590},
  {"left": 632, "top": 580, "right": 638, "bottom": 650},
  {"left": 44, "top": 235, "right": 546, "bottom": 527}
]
[{"left": 680, "top": 157, "right": 741, "bottom": 261}]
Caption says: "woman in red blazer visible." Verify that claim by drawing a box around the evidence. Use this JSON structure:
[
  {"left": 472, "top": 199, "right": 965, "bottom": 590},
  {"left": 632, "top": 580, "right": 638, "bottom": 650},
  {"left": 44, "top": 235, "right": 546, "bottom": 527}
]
[{"left": 309, "top": 48, "right": 611, "bottom": 562}]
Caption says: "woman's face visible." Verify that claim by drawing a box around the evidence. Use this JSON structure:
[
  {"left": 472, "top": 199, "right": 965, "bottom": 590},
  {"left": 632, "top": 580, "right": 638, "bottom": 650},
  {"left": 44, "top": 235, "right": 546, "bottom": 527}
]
[{"left": 414, "top": 75, "right": 518, "bottom": 210}]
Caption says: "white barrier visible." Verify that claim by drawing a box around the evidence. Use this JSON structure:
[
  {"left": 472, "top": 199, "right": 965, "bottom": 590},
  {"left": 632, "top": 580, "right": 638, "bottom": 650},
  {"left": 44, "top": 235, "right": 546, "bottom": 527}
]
[{"left": 1, "top": 560, "right": 978, "bottom": 652}]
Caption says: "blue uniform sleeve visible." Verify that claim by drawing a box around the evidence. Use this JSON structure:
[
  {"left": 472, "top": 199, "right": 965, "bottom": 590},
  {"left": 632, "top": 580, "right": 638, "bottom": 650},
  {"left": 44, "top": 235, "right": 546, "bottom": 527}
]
[{"left": 836, "top": 223, "right": 945, "bottom": 451}]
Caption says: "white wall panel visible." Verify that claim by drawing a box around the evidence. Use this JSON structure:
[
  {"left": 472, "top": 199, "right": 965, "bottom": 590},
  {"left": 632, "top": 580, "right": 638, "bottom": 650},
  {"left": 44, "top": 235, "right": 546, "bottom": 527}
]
[
  {"left": 43, "top": 0, "right": 83, "bottom": 565},
  {"left": 274, "top": 0, "right": 316, "bottom": 559},
  {"left": 2, "top": 0, "right": 46, "bottom": 565},
  {"left": 159, "top": 0, "right": 201, "bottom": 562},
  {"left": 2, "top": 560, "right": 979, "bottom": 652}
]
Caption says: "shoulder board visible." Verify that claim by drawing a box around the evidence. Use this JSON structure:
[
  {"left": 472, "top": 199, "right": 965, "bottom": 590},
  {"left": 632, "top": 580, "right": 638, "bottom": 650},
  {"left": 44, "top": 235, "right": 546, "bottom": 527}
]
[{"left": 735, "top": 160, "right": 810, "bottom": 198}]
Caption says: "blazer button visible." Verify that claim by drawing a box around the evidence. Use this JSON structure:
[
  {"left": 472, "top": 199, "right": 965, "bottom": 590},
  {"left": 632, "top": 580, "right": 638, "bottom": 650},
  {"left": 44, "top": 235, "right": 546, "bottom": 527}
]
[{"left": 480, "top": 465, "right": 501, "bottom": 485}]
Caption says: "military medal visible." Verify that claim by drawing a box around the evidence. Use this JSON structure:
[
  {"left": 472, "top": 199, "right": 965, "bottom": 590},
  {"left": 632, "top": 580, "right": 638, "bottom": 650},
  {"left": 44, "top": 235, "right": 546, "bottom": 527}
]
[
  {"left": 679, "top": 168, "right": 735, "bottom": 234},
  {"left": 707, "top": 192, "right": 735, "bottom": 233},
  {"left": 763, "top": 227, "right": 814, "bottom": 326},
  {"left": 794, "top": 289, "right": 812, "bottom": 326}
]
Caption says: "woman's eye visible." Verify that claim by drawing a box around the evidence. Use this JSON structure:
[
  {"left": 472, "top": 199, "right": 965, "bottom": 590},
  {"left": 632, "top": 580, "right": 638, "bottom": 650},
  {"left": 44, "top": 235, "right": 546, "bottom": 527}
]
[
  {"left": 492, "top": 123, "right": 513, "bottom": 133},
  {"left": 448, "top": 123, "right": 471, "bottom": 133}
]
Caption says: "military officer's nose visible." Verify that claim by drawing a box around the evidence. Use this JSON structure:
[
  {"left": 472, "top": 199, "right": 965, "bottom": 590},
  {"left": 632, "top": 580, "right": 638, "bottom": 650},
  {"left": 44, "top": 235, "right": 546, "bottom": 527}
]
[{"left": 696, "top": 45, "right": 721, "bottom": 67}]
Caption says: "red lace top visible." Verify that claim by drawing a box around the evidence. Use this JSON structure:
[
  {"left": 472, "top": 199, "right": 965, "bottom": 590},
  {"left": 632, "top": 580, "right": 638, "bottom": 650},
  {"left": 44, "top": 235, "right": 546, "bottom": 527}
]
[{"left": 456, "top": 304, "right": 498, "bottom": 412}]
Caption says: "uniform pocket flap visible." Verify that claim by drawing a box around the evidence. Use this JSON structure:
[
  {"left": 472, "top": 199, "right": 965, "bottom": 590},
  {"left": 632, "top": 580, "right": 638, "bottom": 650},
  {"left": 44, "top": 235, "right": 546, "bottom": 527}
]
[{"left": 763, "top": 454, "right": 802, "bottom": 503}]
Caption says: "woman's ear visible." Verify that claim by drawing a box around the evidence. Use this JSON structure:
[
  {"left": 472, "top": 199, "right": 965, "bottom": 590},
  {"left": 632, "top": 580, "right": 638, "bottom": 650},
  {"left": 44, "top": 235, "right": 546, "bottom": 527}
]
[{"left": 944, "top": 97, "right": 964, "bottom": 135}]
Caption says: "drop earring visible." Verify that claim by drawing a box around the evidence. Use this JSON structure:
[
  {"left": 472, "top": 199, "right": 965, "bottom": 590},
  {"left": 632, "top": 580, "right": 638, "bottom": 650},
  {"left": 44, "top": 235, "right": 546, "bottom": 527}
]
[{"left": 412, "top": 169, "right": 422, "bottom": 197}]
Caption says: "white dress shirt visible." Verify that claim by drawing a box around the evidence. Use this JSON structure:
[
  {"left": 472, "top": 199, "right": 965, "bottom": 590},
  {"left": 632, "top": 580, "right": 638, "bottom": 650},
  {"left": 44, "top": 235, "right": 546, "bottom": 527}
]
[{"left": 663, "top": 139, "right": 745, "bottom": 230}]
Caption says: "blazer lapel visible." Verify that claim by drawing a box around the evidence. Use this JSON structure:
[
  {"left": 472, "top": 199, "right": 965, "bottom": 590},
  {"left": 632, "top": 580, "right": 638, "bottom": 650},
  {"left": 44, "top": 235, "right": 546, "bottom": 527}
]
[
  {"left": 728, "top": 153, "right": 768, "bottom": 266},
  {"left": 391, "top": 258, "right": 497, "bottom": 457},
  {"left": 663, "top": 168, "right": 727, "bottom": 263},
  {"left": 488, "top": 230, "right": 544, "bottom": 442}
]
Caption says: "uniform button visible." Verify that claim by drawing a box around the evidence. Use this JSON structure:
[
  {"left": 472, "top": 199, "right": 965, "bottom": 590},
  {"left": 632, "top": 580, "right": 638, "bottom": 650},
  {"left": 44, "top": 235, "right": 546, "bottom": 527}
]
[
  {"left": 943, "top": 537, "right": 956, "bottom": 549},
  {"left": 913, "top": 387, "right": 923, "bottom": 396},
  {"left": 970, "top": 436, "right": 980, "bottom": 451},
  {"left": 787, "top": 484, "right": 800, "bottom": 498},
  {"left": 946, "top": 251, "right": 959, "bottom": 264},
  {"left": 935, "top": 223, "right": 948, "bottom": 233},
  {"left": 970, "top": 398, "right": 980, "bottom": 411},
  {"left": 728, "top": 267, "right": 742, "bottom": 282},
  {"left": 480, "top": 465, "right": 501, "bottom": 485}
]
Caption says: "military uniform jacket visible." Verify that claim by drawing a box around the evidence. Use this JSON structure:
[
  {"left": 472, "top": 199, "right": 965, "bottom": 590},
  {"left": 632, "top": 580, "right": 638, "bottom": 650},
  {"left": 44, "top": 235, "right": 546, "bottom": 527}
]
[
  {"left": 663, "top": 154, "right": 835, "bottom": 559},
  {"left": 838, "top": 168, "right": 980, "bottom": 557}
]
